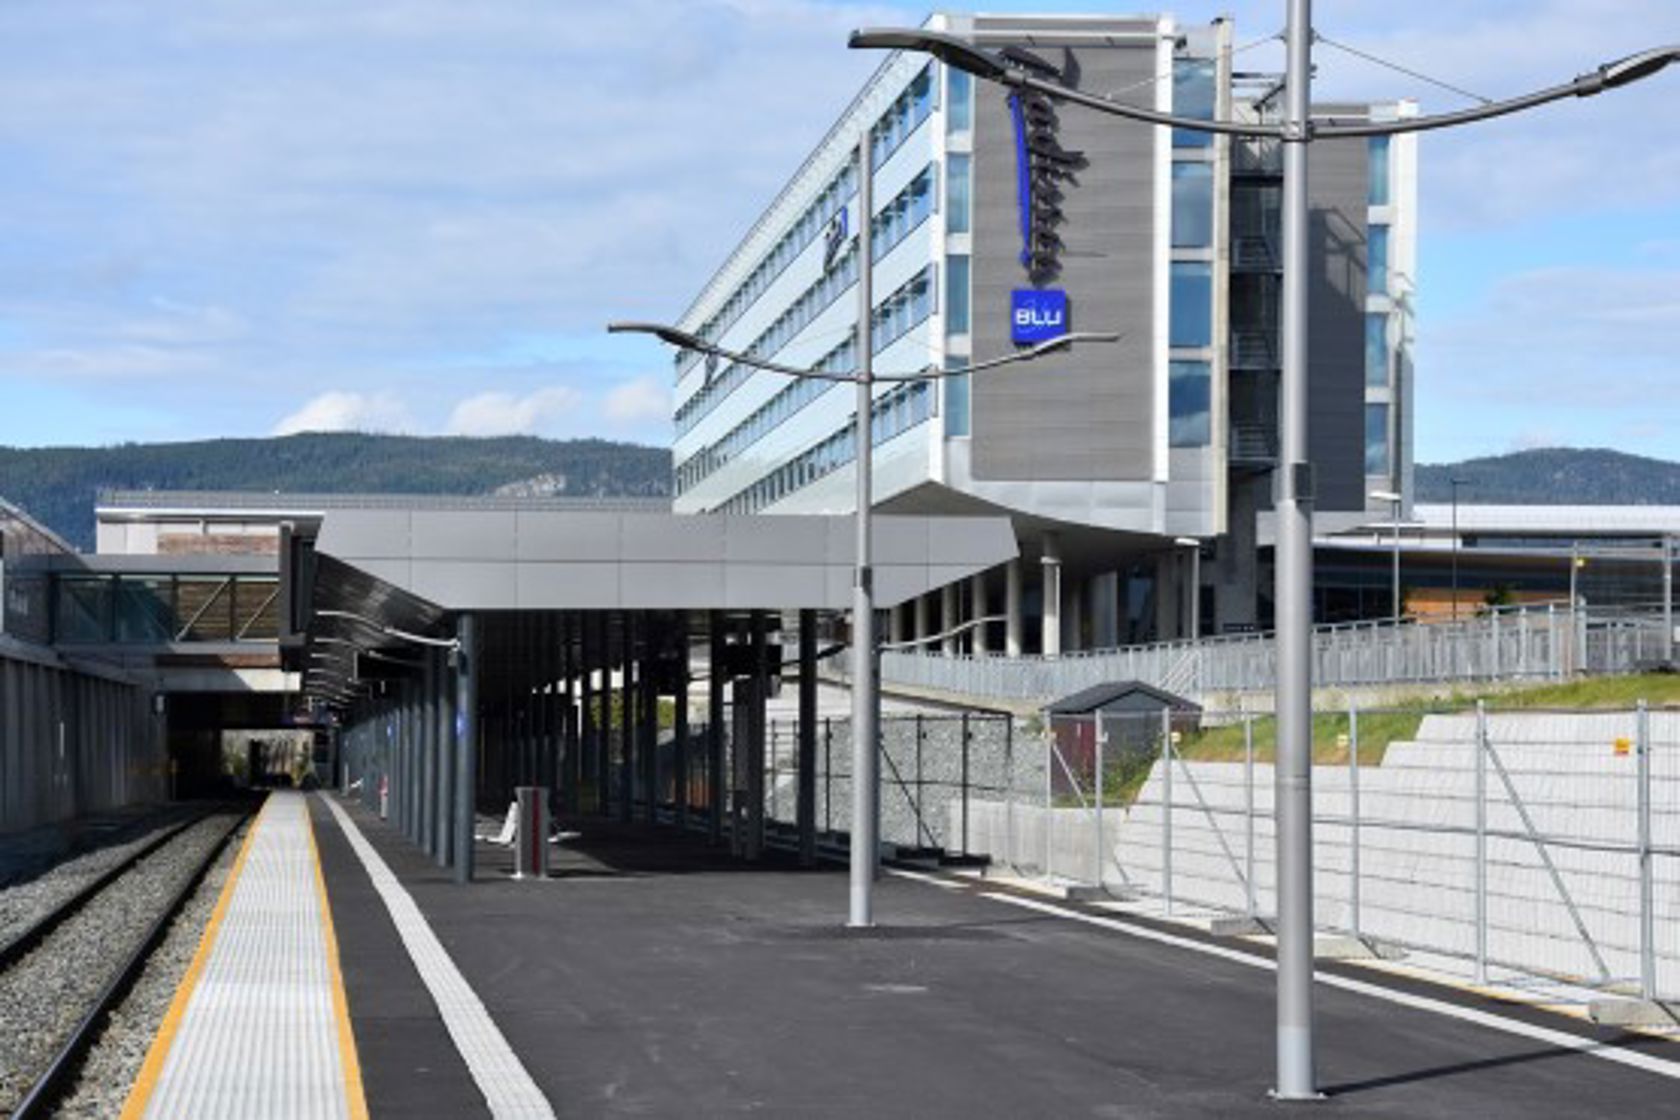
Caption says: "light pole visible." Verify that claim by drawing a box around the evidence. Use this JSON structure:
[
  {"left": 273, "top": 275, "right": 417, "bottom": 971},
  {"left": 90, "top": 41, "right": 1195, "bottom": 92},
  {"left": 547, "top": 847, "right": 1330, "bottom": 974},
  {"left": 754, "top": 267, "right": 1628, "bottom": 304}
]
[
  {"left": 1370, "top": 489, "right": 1403, "bottom": 624},
  {"left": 848, "top": 15, "right": 1677, "bottom": 1101},
  {"left": 1664, "top": 535, "right": 1675, "bottom": 665},
  {"left": 1450, "top": 477, "right": 1468, "bottom": 622},
  {"left": 611, "top": 128, "right": 1115, "bottom": 929},
  {"left": 1174, "top": 537, "right": 1202, "bottom": 640}
]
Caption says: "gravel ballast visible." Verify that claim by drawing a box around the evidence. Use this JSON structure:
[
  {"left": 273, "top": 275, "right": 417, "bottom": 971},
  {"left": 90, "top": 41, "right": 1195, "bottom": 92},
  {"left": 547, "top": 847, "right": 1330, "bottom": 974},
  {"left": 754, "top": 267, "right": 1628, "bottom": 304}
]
[
  {"left": 48, "top": 817, "right": 249, "bottom": 1119},
  {"left": 0, "top": 813, "right": 193, "bottom": 952},
  {"left": 0, "top": 812, "right": 244, "bottom": 1116}
]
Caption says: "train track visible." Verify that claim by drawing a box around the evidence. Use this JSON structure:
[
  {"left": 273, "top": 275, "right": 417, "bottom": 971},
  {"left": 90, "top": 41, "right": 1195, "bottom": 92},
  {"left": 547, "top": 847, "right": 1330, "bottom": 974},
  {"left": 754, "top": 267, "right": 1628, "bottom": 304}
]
[{"left": 0, "top": 806, "right": 252, "bottom": 1119}]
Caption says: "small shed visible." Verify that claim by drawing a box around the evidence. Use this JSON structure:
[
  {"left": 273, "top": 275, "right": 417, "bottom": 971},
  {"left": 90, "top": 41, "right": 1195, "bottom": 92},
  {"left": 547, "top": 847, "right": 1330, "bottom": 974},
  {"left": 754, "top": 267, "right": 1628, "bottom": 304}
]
[{"left": 1043, "top": 683, "right": 1202, "bottom": 794}]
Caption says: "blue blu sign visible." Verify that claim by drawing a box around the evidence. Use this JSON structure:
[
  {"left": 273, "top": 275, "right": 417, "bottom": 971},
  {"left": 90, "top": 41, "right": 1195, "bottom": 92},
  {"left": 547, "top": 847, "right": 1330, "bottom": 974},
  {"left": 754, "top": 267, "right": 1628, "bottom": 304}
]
[{"left": 1011, "top": 289, "right": 1068, "bottom": 344}]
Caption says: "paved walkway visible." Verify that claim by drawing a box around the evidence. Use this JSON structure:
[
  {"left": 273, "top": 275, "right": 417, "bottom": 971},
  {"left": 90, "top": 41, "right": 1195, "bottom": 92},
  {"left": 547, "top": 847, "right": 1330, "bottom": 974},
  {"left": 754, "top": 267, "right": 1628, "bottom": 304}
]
[{"left": 319, "top": 802, "right": 1680, "bottom": 1118}]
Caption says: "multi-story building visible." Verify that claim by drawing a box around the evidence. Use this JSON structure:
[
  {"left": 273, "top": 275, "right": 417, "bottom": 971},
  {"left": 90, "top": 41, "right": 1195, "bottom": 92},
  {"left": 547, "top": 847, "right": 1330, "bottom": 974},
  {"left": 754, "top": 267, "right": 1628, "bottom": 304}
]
[{"left": 670, "top": 12, "right": 1416, "bottom": 653}]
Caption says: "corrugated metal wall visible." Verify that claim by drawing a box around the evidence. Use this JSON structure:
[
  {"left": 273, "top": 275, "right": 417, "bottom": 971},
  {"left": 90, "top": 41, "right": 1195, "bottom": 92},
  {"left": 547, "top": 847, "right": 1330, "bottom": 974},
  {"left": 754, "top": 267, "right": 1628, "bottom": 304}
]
[{"left": 0, "top": 644, "right": 168, "bottom": 833}]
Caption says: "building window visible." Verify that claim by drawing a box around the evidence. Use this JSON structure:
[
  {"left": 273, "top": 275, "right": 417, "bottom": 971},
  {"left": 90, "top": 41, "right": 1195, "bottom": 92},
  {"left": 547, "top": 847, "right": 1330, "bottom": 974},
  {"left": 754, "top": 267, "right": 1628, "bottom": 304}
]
[
  {"left": 947, "top": 66, "right": 972, "bottom": 134},
  {"left": 1169, "top": 360, "right": 1211, "bottom": 447},
  {"left": 1368, "top": 136, "right": 1390, "bottom": 207},
  {"left": 944, "top": 362, "right": 971, "bottom": 438},
  {"left": 1172, "top": 58, "right": 1216, "bottom": 149},
  {"left": 946, "top": 153, "right": 971, "bottom": 234},
  {"left": 1171, "top": 162, "right": 1213, "bottom": 248},
  {"left": 1368, "top": 223, "right": 1390, "bottom": 296},
  {"left": 1365, "top": 313, "right": 1388, "bottom": 387},
  {"left": 945, "top": 254, "right": 970, "bottom": 335},
  {"left": 1169, "top": 261, "right": 1213, "bottom": 348},
  {"left": 1365, "top": 403, "right": 1389, "bottom": 474}
]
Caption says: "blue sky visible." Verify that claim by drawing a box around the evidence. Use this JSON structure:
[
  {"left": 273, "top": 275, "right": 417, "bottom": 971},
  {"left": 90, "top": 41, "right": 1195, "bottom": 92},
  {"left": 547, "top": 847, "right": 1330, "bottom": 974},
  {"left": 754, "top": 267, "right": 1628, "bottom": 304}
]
[{"left": 0, "top": 1, "right": 1674, "bottom": 463}]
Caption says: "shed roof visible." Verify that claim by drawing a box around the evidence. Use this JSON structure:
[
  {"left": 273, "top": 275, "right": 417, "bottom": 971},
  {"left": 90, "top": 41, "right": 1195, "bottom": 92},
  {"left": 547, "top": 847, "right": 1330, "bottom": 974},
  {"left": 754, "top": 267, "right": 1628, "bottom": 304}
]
[{"left": 1044, "top": 681, "right": 1199, "bottom": 715}]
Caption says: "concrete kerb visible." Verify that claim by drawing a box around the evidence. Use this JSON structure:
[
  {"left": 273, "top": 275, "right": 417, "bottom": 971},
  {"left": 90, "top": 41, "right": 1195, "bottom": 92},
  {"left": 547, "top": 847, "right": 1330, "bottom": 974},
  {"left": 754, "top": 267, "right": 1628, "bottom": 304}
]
[{"left": 1591, "top": 999, "right": 1680, "bottom": 1029}]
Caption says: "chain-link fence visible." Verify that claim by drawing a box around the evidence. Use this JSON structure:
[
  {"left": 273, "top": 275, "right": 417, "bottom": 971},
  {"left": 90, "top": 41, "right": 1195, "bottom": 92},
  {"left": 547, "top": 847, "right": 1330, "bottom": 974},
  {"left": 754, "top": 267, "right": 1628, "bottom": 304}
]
[
  {"left": 959, "top": 702, "right": 1680, "bottom": 1005},
  {"left": 753, "top": 713, "right": 1019, "bottom": 857}
]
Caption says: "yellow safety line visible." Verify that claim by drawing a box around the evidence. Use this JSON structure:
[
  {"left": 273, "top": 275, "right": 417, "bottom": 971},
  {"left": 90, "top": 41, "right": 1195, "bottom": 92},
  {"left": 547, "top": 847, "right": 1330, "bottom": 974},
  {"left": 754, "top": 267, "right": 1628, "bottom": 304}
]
[
  {"left": 307, "top": 795, "right": 371, "bottom": 1120},
  {"left": 119, "top": 796, "right": 270, "bottom": 1120}
]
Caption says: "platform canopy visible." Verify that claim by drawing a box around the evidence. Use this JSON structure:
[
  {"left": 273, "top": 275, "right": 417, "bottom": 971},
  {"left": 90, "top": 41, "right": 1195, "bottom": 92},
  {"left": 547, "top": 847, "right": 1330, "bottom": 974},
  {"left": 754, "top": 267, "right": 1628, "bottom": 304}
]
[{"left": 280, "top": 506, "right": 1017, "bottom": 707}]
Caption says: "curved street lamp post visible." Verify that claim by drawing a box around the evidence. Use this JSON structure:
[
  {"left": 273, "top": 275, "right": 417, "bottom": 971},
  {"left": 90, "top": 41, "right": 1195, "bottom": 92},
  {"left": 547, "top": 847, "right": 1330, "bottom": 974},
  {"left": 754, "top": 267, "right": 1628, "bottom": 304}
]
[
  {"left": 611, "top": 130, "right": 1117, "bottom": 932},
  {"left": 850, "top": 9, "right": 1677, "bottom": 1100}
]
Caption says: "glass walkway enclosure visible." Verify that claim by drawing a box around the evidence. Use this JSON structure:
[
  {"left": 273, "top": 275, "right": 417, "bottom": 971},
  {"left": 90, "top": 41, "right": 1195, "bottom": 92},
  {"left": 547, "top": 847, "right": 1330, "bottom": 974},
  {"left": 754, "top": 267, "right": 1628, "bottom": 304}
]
[{"left": 279, "top": 505, "right": 1016, "bottom": 880}]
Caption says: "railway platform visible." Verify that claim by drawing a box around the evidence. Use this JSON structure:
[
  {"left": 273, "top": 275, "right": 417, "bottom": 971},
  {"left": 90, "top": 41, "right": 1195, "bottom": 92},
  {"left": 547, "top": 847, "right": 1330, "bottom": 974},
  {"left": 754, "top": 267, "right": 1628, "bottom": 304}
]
[{"left": 97, "top": 788, "right": 1680, "bottom": 1118}]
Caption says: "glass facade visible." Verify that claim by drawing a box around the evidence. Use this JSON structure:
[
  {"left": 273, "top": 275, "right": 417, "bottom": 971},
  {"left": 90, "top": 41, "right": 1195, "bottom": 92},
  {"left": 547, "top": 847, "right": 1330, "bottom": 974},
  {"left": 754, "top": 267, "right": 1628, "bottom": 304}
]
[
  {"left": 1365, "top": 403, "right": 1389, "bottom": 474},
  {"left": 870, "top": 166, "right": 935, "bottom": 262},
  {"left": 945, "top": 153, "right": 971, "bottom": 234},
  {"left": 870, "top": 64, "right": 936, "bottom": 169},
  {"left": 675, "top": 264, "right": 939, "bottom": 495},
  {"left": 1171, "top": 162, "right": 1213, "bottom": 249},
  {"left": 676, "top": 163, "right": 937, "bottom": 438},
  {"left": 1365, "top": 313, "right": 1388, "bottom": 387},
  {"left": 943, "top": 358, "right": 971, "bottom": 438},
  {"left": 947, "top": 66, "right": 972, "bottom": 134},
  {"left": 1169, "top": 261, "right": 1213, "bottom": 348},
  {"left": 1169, "top": 360, "right": 1211, "bottom": 447},
  {"left": 1172, "top": 58, "right": 1216, "bottom": 148},
  {"left": 50, "top": 572, "right": 279, "bottom": 644},
  {"left": 945, "top": 254, "right": 969, "bottom": 335},
  {"left": 1368, "top": 223, "right": 1389, "bottom": 296},
  {"left": 1368, "top": 136, "right": 1390, "bottom": 207},
  {"left": 719, "top": 379, "right": 936, "bottom": 514}
]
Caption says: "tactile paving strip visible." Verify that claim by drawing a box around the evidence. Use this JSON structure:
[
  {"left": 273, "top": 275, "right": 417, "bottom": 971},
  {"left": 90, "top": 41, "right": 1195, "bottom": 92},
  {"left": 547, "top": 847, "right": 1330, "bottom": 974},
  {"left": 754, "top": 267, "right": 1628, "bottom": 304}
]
[{"left": 132, "top": 792, "right": 364, "bottom": 1119}]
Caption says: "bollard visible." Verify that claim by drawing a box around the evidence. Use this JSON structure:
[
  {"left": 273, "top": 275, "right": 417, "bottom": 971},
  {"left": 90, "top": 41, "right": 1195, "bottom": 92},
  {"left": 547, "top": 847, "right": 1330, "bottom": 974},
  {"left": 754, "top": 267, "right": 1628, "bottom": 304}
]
[{"left": 513, "top": 785, "right": 550, "bottom": 880}]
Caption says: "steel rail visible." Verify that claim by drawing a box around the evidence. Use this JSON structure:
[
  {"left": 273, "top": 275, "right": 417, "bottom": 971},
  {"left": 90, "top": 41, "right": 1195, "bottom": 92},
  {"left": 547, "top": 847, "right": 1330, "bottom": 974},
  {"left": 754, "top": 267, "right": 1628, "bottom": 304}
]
[
  {"left": 0, "top": 809, "right": 209, "bottom": 973},
  {"left": 9, "top": 808, "right": 252, "bottom": 1119}
]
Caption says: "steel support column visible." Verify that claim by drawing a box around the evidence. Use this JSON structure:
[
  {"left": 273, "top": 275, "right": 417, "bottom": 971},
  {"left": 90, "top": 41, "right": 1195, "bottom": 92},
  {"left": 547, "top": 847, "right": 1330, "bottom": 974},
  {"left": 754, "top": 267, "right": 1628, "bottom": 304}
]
[
  {"left": 708, "top": 611, "right": 727, "bottom": 844},
  {"left": 453, "top": 613, "right": 479, "bottom": 884},
  {"left": 797, "top": 608, "right": 818, "bottom": 866},
  {"left": 746, "top": 611, "right": 768, "bottom": 860},
  {"left": 674, "top": 611, "right": 690, "bottom": 831},
  {"left": 641, "top": 613, "right": 659, "bottom": 826}
]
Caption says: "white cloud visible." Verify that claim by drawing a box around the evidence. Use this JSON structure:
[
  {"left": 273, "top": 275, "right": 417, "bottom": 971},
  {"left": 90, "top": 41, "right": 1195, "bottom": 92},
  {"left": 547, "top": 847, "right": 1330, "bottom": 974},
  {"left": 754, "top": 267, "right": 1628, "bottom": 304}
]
[
  {"left": 274, "top": 390, "right": 412, "bottom": 435},
  {"left": 602, "top": 376, "right": 670, "bottom": 425},
  {"left": 446, "top": 386, "right": 583, "bottom": 437}
]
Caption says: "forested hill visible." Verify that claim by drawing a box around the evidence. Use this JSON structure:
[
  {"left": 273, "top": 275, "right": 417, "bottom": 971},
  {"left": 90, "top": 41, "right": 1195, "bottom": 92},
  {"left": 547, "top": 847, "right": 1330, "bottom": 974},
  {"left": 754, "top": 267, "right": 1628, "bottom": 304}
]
[
  {"left": 1416, "top": 449, "right": 1680, "bottom": 506},
  {"left": 0, "top": 433, "right": 671, "bottom": 549}
]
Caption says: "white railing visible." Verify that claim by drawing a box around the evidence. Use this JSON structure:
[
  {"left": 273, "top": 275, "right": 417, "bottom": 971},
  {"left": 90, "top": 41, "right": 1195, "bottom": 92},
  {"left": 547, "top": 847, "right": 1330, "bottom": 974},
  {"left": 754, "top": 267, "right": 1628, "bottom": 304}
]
[
  {"left": 861, "top": 603, "right": 1673, "bottom": 704},
  {"left": 973, "top": 704, "right": 1680, "bottom": 1009}
]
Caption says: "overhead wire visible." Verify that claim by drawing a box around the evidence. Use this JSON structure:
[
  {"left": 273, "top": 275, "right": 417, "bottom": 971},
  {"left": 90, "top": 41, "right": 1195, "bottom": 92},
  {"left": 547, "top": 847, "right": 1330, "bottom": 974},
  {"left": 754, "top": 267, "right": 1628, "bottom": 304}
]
[{"left": 1315, "top": 33, "right": 1493, "bottom": 106}]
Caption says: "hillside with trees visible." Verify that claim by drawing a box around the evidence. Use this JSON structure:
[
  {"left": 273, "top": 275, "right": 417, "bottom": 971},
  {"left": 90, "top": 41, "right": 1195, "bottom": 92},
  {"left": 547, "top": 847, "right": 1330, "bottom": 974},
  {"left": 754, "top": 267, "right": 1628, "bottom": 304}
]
[{"left": 0, "top": 433, "right": 671, "bottom": 549}]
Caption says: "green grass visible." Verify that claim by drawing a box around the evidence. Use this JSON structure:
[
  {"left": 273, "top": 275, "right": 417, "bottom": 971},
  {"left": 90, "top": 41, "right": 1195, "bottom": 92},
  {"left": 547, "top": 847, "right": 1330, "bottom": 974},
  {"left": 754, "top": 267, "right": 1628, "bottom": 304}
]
[
  {"left": 1088, "top": 673, "right": 1680, "bottom": 806},
  {"left": 1480, "top": 673, "right": 1680, "bottom": 710}
]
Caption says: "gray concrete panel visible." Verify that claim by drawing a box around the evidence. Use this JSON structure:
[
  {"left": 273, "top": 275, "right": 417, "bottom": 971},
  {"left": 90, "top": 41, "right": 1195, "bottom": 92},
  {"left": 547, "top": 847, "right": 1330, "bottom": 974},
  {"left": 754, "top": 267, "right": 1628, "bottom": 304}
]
[
  {"left": 311, "top": 511, "right": 1016, "bottom": 613},
  {"left": 971, "top": 35, "right": 1159, "bottom": 482},
  {"left": 409, "top": 561, "right": 519, "bottom": 608},
  {"left": 1308, "top": 137, "right": 1372, "bottom": 513},
  {"left": 723, "top": 564, "right": 829, "bottom": 608},
  {"left": 723, "top": 517, "right": 830, "bottom": 565},
  {"left": 411, "top": 510, "right": 518, "bottom": 562},
  {"left": 621, "top": 562, "right": 726, "bottom": 609},
  {"left": 315, "top": 510, "right": 413, "bottom": 558},
  {"left": 621, "top": 514, "right": 726, "bottom": 562},
  {"left": 514, "top": 511, "right": 624, "bottom": 562},
  {"left": 515, "top": 563, "right": 622, "bottom": 608},
  {"left": 867, "top": 516, "right": 932, "bottom": 565}
]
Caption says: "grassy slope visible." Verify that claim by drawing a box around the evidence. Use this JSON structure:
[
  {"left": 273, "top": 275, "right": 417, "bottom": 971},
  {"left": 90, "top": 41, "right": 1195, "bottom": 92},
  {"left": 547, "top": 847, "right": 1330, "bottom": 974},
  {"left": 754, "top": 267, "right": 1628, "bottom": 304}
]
[{"left": 1095, "top": 672, "right": 1680, "bottom": 804}]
